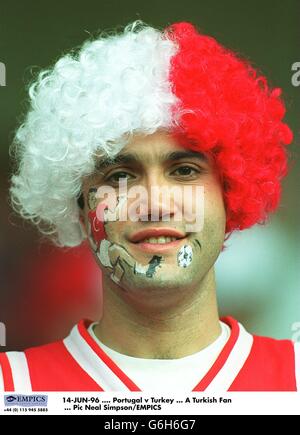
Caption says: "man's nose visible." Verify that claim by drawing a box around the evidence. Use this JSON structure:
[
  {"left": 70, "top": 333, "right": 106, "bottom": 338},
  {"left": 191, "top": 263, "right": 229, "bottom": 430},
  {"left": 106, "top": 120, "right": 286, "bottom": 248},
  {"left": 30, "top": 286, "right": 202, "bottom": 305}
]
[{"left": 139, "top": 171, "right": 176, "bottom": 221}]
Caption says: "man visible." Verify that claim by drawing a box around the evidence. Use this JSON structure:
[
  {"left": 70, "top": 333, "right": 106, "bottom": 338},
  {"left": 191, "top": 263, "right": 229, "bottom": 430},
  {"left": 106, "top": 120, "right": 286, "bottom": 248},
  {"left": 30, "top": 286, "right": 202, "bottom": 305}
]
[{"left": 1, "top": 20, "right": 299, "bottom": 392}]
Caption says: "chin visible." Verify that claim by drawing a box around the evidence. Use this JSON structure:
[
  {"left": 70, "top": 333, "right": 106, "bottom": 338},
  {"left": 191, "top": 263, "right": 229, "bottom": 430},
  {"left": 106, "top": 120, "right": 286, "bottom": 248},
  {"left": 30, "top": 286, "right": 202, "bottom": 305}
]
[{"left": 118, "top": 272, "right": 197, "bottom": 294}]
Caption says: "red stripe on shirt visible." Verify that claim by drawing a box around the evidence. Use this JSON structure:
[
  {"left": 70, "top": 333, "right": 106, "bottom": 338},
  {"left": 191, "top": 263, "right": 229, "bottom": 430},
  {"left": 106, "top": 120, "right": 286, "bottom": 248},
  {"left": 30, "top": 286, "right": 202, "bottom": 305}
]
[
  {"left": 78, "top": 321, "right": 142, "bottom": 391},
  {"left": 228, "top": 335, "right": 297, "bottom": 391},
  {"left": 25, "top": 340, "right": 104, "bottom": 391},
  {"left": 192, "top": 316, "right": 239, "bottom": 391},
  {"left": 0, "top": 353, "right": 15, "bottom": 392}
]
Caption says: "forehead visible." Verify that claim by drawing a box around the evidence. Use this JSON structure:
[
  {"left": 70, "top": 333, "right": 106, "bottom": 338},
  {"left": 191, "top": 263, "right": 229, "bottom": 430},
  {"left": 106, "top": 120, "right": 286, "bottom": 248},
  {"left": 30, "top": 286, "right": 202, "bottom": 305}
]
[
  {"left": 123, "top": 130, "right": 185, "bottom": 155},
  {"left": 95, "top": 130, "right": 210, "bottom": 170}
]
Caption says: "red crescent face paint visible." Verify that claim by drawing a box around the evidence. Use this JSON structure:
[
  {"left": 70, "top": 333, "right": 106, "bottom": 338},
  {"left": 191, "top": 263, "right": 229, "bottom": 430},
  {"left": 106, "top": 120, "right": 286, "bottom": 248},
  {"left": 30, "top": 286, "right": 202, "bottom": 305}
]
[{"left": 88, "top": 204, "right": 108, "bottom": 248}]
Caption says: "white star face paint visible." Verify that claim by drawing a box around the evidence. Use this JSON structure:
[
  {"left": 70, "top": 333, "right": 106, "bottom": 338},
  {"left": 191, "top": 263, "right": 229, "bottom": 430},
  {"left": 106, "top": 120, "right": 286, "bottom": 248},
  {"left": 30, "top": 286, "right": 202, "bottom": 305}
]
[{"left": 177, "top": 244, "right": 193, "bottom": 268}]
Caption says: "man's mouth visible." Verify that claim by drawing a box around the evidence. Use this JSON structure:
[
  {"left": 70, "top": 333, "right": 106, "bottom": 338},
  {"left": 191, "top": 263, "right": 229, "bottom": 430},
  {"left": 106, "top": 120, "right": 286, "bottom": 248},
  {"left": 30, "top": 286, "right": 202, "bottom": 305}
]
[
  {"left": 129, "top": 237, "right": 189, "bottom": 253},
  {"left": 128, "top": 228, "right": 188, "bottom": 253},
  {"left": 129, "top": 227, "right": 186, "bottom": 242},
  {"left": 138, "top": 236, "right": 179, "bottom": 244}
]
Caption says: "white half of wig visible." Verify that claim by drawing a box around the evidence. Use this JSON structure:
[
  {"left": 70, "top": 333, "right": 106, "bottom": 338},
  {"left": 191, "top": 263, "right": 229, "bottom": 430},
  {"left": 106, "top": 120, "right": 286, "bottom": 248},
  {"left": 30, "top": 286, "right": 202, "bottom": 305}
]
[{"left": 10, "top": 20, "right": 181, "bottom": 247}]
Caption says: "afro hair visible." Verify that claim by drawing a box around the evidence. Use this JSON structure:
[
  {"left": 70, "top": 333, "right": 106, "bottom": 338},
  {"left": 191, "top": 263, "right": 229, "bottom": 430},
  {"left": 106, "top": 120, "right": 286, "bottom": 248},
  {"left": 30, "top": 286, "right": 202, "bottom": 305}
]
[{"left": 10, "top": 20, "right": 293, "bottom": 246}]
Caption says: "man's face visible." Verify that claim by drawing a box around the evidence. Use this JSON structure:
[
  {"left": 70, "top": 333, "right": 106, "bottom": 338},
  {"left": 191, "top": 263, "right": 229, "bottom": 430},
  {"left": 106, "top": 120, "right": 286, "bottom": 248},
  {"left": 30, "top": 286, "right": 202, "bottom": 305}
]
[{"left": 80, "top": 130, "right": 226, "bottom": 306}]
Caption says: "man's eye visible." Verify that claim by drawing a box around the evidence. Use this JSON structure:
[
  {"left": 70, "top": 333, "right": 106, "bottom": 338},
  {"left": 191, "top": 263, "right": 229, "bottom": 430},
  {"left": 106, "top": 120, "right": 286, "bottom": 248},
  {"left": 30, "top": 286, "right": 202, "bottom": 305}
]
[
  {"left": 106, "top": 171, "right": 134, "bottom": 183},
  {"left": 171, "top": 166, "right": 200, "bottom": 177}
]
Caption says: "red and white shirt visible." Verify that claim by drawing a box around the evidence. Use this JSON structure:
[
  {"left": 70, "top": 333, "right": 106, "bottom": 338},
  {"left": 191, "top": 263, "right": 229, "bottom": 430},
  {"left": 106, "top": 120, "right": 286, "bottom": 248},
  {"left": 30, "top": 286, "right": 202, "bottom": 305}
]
[{"left": 0, "top": 317, "right": 299, "bottom": 392}]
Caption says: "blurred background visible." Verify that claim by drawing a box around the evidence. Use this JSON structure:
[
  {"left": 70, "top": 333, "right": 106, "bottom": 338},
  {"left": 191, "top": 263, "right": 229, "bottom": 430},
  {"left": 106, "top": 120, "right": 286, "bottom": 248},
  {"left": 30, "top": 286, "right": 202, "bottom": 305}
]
[{"left": 0, "top": 0, "right": 299, "bottom": 351}]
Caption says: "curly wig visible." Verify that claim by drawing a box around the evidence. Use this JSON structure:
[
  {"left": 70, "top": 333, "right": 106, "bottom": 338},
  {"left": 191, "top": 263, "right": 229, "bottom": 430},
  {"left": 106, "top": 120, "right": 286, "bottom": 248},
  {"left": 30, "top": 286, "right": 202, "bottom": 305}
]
[{"left": 10, "top": 20, "right": 293, "bottom": 246}]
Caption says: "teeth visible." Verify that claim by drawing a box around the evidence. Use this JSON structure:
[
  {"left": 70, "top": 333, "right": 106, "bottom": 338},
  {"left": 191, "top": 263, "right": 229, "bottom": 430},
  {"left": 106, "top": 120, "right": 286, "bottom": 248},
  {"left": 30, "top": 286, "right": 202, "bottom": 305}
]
[{"left": 141, "top": 236, "right": 178, "bottom": 244}]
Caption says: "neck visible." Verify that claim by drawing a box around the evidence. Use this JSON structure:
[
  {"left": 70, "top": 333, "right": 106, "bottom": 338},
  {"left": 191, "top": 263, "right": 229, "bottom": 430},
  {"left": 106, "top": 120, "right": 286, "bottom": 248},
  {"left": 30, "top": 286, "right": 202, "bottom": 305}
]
[{"left": 94, "top": 268, "right": 221, "bottom": 359}]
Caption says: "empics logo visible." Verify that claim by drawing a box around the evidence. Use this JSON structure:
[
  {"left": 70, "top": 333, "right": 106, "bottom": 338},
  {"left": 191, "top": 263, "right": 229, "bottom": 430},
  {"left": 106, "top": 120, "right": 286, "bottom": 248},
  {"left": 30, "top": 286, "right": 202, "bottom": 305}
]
[
  {"left": 0, "top": 322, "right": 6, "bottom": 346},
  {"left": 0, "top": 62, "right": 6, "bottom": 87},
  {"left": 4, "top": 395, "right": 48, "bottom": 407}
]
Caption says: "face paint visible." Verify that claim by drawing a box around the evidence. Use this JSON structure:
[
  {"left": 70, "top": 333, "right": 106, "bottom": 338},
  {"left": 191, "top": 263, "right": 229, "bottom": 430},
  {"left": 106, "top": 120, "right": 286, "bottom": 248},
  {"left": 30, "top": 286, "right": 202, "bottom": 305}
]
[
  {"left": 102, "top": 194, "right": 128, "bottom": 223},
  {"left": 87, "top": 190, "right": 200, "bottom": 290},
  {"left": 88, "top": 221, "right": 98, "bottom": 252},
  {"left": 98, "top": 236, "right": 164, "bottom": 284},
  {"left": 86, "top": 192, "right": 156, "bottom": 285},
  {"left": 86, "top": 193, "right": 136, "bottom": 286},
  {"left": 134, "top": 255, "right": 163, "bottom": 277},
  {"left": 87, "top": 186, "right": 109, "bottom": 252},
  {"left": 177, "top": 244, "right": 193, "bottom": 268},
  {"left": 98, "top": 239, "right": 113, "bottom": 267},
  {"left": 106, "top": 241, "right": 136, "bottom": 269},
  {"left": 88, "top": 207, "right": 108, "bottom": 249},
  {"left": 110, "top": 259, "right": 126, "bottom": 285},
  {"left": 194, "top": 239, "right": 202, "bottom": 250},
  {"left": 88, "top": 193, "right": 127, "bottom": 248},
  {"left": 145, "top": 255, "right": 163, "bottom": 277}
]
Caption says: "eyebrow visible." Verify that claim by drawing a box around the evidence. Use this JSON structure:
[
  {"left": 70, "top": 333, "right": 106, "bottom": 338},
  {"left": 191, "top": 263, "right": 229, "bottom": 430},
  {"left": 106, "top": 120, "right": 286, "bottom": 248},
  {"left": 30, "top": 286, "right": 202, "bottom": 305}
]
[{"left": 95, "top": 150, "right": 208, "bottom": 171}]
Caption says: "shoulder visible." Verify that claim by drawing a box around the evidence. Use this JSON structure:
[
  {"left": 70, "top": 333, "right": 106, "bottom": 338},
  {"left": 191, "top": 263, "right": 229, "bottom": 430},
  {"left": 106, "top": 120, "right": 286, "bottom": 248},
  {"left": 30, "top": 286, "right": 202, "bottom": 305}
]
[
  {"left": 0, "top": 340, "right": 68, "bottom": 392},
  {"left": 250, "top": 334, "right": 298, "bottom": 376},
  {"left": 224, "top": 316, "right": 298, "bottom": 365},
  {"left": 0, "top": 321, "right": 100, "bottom": 392},
  {"left": 252, "top": 333, "right": 297, "bottom": 354},
  {"left": 228, "top": 320, "right": 300, "bottom": 391},
  {"left": 0, "top": 350, "right": 34, "bottom": 391}
]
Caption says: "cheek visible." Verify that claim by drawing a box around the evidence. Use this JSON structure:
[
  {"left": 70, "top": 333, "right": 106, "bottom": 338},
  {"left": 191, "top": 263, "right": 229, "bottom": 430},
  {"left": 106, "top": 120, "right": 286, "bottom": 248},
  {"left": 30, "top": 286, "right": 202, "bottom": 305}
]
[
  {"left": 181, "top": 182, "right": 225, "bottom": 226},
  {"left": 104, "top": 220, "right": 126, "bottom": 241},
  {"left": 202, "top": 186, "right": 226, "bottom": 244},
  {"left": 207, "top": 188, "right": 225, "bottom": 217}
]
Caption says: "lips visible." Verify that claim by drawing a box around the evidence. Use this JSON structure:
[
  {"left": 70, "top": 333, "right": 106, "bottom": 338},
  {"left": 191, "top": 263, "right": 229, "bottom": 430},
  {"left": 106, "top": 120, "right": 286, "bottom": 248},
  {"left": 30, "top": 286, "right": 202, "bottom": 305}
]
[{"left": 129, "top": 228, "right": 186, "bottom": 244}]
